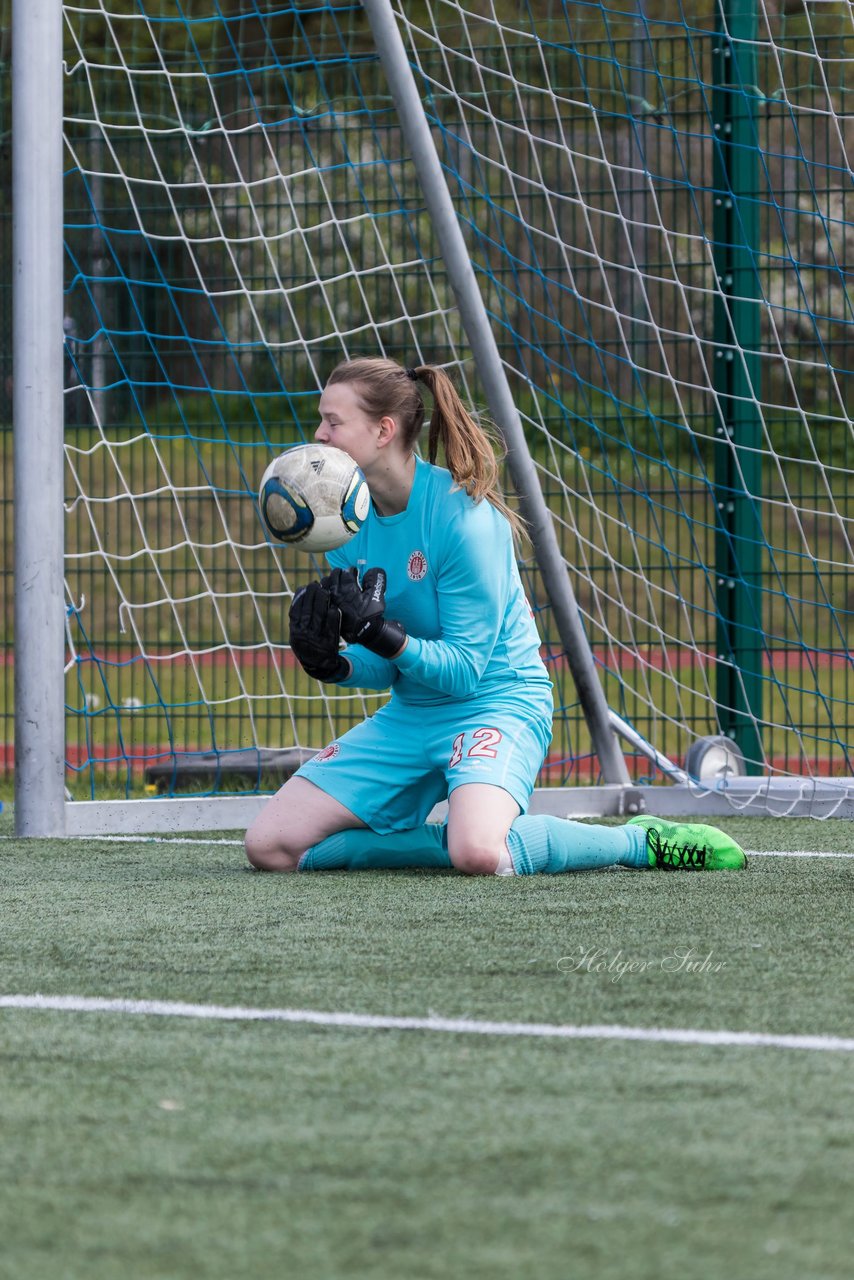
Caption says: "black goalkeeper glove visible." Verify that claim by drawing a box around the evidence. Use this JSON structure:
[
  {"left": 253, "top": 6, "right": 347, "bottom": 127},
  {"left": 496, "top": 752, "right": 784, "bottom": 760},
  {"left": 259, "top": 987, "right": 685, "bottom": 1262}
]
[
  {"left": 321, "top": 566, "right": 407, "bottom": 660},
  {"left": 288, "top": 582, "right": 350, "bottom": 683}
]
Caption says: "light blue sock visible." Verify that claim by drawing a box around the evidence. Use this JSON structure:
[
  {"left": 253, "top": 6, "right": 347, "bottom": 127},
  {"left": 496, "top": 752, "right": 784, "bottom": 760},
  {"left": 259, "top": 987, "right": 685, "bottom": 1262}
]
[
  {"left": 298, "top": 824, "right": 452, "bottom": 872},
  {"left": 505, "top": 816, "right": 648, "bottom": 875}
]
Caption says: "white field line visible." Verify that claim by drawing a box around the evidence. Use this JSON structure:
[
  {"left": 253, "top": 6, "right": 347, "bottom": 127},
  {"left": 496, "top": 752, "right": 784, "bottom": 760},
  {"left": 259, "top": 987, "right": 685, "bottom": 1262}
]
[
  {"left": 1, "top": 993, "right": 852, "bottom": 1053},
  {"left": 748, "top": 849, "right": 854, "bottom": 858},
  {"left": 2, "top": 835, "right": 852, "bottom": 859},
  {"left": 0, "top": 835, "right": 246, "bottom": 846}
]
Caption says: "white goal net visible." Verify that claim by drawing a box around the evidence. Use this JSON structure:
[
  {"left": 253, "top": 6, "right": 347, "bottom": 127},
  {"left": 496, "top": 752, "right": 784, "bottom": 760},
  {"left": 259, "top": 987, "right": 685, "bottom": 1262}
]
[{"left": 53, "top": 0, "right": 853, "bottom": 819}]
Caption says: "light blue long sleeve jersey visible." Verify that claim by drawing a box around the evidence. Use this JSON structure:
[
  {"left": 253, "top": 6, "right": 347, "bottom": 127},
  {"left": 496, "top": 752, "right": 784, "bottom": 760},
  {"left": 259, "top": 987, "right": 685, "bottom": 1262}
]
[{"left": 326, "top": 456, "right": 551, "bottom": 707}]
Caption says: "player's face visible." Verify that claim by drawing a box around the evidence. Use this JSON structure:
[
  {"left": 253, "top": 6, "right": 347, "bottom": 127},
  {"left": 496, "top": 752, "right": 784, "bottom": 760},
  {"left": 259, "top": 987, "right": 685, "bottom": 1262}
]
[
  {"left": 315, "top": 382, "right": 388, "bottom": 472},
  {"left": 316, "top": 381, "right": 399, "bottom": 478}
]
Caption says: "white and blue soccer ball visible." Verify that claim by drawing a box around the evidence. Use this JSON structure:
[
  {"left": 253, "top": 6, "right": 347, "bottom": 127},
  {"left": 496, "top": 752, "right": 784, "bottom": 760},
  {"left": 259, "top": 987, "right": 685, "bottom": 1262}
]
[{"left": 258, "top": 443, "right": 370, "bottom": 553}]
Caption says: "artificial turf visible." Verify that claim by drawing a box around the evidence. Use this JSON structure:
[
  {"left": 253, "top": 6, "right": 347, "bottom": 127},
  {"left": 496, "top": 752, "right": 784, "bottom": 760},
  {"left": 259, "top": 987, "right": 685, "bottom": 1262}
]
[{"left": 0, "top": 814, "right": 851, "bottom": 1279}]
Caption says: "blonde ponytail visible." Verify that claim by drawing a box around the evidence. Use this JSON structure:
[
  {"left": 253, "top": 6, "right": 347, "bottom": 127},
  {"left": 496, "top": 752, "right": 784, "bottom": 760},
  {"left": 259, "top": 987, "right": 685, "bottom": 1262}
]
[{"left": 412, "top": 365, "right": 524, "bottom": 539}]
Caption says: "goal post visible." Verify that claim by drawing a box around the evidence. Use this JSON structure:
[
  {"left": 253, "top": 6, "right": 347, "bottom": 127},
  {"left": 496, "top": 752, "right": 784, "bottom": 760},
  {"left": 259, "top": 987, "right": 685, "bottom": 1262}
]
[
  {"left": 361, "top": 0, "right": 631, "bottom": 791},
  {"left": 10, "top": 1, "right": 854, "bottom": 834},
  {"left": 13, "top": 0, "right": 66, "bottom": 837}
]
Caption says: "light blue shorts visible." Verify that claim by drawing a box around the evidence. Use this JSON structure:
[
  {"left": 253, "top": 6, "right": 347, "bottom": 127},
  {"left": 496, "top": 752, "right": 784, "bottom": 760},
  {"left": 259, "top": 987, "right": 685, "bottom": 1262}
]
[{"left": 295, "top": 684, "right": 553, "bottom": 834}]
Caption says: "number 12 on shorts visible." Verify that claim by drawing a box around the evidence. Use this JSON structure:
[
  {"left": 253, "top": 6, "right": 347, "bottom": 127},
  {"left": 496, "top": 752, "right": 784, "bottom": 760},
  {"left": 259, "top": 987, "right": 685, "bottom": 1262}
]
[{"left": 449, "top": 727, "right": 504, "bottom": 767}]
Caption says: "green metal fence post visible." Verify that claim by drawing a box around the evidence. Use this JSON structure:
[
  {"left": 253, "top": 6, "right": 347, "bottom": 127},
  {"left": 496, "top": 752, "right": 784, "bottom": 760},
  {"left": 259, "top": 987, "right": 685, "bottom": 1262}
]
[{"left": 712, "top": 0, "right": 764, "bottom": 772}]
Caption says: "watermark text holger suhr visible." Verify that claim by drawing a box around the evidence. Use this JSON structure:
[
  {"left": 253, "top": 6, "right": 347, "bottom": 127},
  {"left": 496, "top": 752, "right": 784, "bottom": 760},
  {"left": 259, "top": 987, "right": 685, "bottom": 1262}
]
[{"left": 556, "top": 946, "right": 727, "bottom": 982}]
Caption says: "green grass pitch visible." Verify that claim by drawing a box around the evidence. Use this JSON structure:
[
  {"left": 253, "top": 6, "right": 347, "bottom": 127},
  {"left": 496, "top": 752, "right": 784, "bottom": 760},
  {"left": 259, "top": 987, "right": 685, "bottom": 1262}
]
[{"left": 0, "top": 809, "right": 852, "bottom": 1280}]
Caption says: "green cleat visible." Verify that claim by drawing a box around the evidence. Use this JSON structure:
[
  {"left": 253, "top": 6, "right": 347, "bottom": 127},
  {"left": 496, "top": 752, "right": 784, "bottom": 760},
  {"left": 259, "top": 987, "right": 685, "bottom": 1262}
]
[{"left": 627, "top": 815, "right": 748, "bottom": 871}]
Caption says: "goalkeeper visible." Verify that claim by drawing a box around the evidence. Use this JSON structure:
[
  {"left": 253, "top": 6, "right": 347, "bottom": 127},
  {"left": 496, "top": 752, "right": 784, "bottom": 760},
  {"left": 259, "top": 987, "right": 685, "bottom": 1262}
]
[{"left": 245, "top": 358, "right": 746, "bottom": 876}]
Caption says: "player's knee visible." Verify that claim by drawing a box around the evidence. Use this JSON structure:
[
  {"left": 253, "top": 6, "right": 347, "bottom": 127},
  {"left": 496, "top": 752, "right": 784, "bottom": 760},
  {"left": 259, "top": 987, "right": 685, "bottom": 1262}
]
[
  {"left": 244, "top": 826, "right": 301, "bottom": 873},
  {"left": 447, "top": 834, "right": 502, "bottom": 876}
]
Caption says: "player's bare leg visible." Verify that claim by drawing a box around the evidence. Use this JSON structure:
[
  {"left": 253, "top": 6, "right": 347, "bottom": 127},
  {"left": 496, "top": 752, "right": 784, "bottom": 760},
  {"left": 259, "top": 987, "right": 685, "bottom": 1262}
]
[
  {"left": 445, "top": 783, "right": 521, "bottom": 875},
  {"left": 244, "top": 776, "right": 367, "bottom": 872}
]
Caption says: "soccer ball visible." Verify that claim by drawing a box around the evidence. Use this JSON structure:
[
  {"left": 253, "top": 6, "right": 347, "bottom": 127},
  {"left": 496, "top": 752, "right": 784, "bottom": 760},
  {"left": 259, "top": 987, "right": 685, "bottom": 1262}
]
[{"left": 258, "top": 444, "right": 371, "bottom": 552}]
